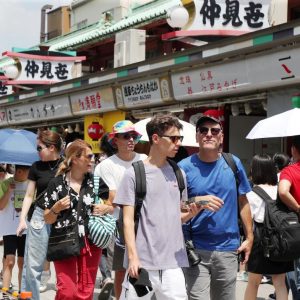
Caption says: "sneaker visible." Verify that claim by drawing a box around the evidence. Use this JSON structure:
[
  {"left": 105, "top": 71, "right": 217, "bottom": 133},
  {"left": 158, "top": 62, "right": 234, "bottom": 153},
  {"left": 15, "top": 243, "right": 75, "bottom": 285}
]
[
  {"left": 236, "top": 271, "right": 248, "bottom": 282},
  {"left": 98, "top": 278, "right": 114, "bottom": 300},
  {"left": 268, "top": 292, "right": 276, "bottom": 300},
  {"left": 39, "top": 270, "right": 51, "bottom": 293},
  {"left": 261, "top": 276, "right": 271, "bottom": 284}
]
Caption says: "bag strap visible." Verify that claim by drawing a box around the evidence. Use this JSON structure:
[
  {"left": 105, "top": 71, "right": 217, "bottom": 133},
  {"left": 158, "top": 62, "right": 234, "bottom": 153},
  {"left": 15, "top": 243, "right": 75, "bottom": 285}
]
[
  {"left": 252, "top": 185, "right": 272, "bottom": 228},
  {"left": 167, "top": 159, "right": 185, "bottom": 199},
  {"left": 222, "top": 152, "right": 240, "bottom": 189},
  {"left": 132, "top": 161, "right": 146, "bottom": 235},
  {"left": 93, "top": 175, "right": 101, "bottom": 204}
]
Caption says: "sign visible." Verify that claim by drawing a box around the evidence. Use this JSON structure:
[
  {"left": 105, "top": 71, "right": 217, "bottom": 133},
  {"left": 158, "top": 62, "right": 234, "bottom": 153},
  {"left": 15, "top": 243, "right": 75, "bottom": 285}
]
[
  {"left": 0, "top": 82, "right": 12, "bottom": 96},
  {"left": 2, "top": 52, "right": 85, "bottom": 85},
  {"left": 6, "top": 96, "right": 72, "bottom": 125},
  {"left": 171, "top": 46, "right": 300, "bottom": 101},
  {"left": 84, "top": 114, "right": 104, "bottom": 153},
  {"left": 115, "top": 77, "right": 171, "bottom": 108},
  {"left": 70, "top": 87, "right": 116, "bottom": 115},
  {"left": 185, "top": 0, "right": 270, "bottom": 34}
]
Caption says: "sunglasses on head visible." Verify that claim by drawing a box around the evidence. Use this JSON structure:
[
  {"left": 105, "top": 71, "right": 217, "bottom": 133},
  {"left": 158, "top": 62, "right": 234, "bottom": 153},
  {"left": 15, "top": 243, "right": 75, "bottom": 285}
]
[
  {"left": 198, "top": 127, "right": 222, "bottom": 136},
  {"left": 117, "top": 133, "right": 140, "bottom": 141},
  {"left": 161, "top": 135, "right": 184, "bottom": 143},
  {"left": 36, "top": 145, "right": 48, "bottom": 152}
]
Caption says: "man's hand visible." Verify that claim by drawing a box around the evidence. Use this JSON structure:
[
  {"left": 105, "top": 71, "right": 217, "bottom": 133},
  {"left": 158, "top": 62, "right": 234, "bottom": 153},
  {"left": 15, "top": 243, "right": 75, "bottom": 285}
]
[
  {"left": 128, "top": 255, "right": 141, "bottom": 279},
  {"left": 237, "top": 238, "right": 253, "bottom": 264},
  {"left": 191, "top": 195, "right": 224, "bottom": 212}
]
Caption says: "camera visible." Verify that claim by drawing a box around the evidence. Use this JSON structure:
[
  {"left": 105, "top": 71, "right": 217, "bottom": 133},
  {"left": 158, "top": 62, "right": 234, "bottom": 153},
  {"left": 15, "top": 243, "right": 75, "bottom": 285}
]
[{"left": 185, "top": 240, "right": 201, "bottom": 266}]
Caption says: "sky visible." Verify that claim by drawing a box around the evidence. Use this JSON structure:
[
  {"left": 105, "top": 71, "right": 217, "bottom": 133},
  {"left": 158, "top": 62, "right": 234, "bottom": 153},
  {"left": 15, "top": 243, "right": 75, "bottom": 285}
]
[{"left": 0, "top": 0, "right": 72, "bottom": 55}]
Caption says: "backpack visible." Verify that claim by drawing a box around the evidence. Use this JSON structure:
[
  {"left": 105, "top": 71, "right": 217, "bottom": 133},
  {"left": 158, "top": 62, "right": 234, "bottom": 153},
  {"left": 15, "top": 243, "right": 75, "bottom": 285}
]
[
  {"left": 252, "top": 185, "right": 300, "bottom": 262},
  {"left": 117, "top": 159, "right": 185, "bottom": 243}
]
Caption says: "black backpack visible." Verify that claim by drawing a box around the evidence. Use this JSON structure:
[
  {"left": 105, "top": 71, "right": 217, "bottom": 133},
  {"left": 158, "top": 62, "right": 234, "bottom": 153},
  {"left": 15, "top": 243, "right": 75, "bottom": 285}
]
[
  {"left": 252, "top": 185, "right": 300, "bottom": 262},
  {"left": 117, "top": 159, "right": 185, "bottom": 243}
]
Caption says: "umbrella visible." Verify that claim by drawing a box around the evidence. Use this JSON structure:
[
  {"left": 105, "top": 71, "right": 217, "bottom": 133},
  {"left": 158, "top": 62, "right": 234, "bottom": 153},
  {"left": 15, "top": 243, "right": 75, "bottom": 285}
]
[
  {"left": 134, "top": 118, "right": 198, "bottom": 147},
  {"left": 246, "top": 108, "right": 300, "bottom": 139},
  {"left": 0, "top": 129, "right": 39, "bottom": 165}
]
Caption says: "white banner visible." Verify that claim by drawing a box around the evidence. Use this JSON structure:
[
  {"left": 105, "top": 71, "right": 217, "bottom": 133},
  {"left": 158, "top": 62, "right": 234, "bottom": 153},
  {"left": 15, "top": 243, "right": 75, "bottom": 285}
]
[
  {"left": 7, "top": 96, "right": 72, "bottom": 124},
  {"left": 171, "top": 46, "right": 300, "bottom": 101},
  {"left": 70, "top": 87, "right": 116, "bottom": 115}
]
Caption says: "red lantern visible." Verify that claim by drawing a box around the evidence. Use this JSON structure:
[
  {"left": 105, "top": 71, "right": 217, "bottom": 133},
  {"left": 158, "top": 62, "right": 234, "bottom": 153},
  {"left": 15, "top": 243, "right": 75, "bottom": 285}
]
[{"left": 88, "top": 122, "right": 104, "bottom": 141}]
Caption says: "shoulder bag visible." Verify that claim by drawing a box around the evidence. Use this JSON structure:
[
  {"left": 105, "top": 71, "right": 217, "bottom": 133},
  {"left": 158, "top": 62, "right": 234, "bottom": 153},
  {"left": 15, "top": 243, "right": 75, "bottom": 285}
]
[{"left": 88, "top": 176, "right": 116, "bottom": 249}]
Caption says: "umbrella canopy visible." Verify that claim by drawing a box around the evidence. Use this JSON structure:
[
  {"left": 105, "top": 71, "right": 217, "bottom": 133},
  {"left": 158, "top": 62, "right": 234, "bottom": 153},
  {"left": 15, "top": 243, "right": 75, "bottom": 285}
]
[
  {"left": 246, "top": 108, "right": 300, "bottom": 139},
  {"left": 134, "top": 118, "right": 198, "bottom": 147},
  {"left": 0, "top": 129, "right": 39, "bottom": 165}
]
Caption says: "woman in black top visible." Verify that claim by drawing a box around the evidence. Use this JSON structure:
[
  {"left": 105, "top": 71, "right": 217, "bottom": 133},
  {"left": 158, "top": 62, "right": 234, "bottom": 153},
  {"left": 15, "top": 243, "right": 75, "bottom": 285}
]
[
  {"left": 42, "top": 139, "right": 102, "bottom": 300},
  {"left": 17, "top": 130, "right": 63, "bottom": 300}
]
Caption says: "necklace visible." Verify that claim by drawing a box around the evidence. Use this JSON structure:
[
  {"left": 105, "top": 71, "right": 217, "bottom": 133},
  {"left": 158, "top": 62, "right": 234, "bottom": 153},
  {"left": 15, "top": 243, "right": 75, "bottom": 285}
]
[{"left": 48, "top": 158, "right": 61, "bottom": 171}]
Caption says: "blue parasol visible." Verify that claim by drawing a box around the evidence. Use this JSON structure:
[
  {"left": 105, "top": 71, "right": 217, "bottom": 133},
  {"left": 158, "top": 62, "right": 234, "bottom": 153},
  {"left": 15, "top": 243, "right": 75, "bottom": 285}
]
[{"left": 0, "top": 129, "right": 39, "bottom": 166}]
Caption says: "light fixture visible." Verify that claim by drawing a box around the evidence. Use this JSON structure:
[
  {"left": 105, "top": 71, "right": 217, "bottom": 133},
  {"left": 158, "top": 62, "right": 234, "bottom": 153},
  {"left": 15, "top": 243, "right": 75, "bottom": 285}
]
[
  {"left": 75, "top": 123, "right": 80, "bottom": 133},
  {"left": 231, "top": 104, "right": 240, "bottom": 116},
  {"left": 262, "top": 100, "right": 267, "bottom": 111},
  {"left": 4, "top": 64, "right": 19, "bottom": 79},
  {"left": 67, "top": 125, "right": 73, "bottom": 133},
  {"left": 244, "top": 103, "right": 252, "bottom": 115},
  {"left": 166, "top": 5, "right": 189, "bottom": 29}
]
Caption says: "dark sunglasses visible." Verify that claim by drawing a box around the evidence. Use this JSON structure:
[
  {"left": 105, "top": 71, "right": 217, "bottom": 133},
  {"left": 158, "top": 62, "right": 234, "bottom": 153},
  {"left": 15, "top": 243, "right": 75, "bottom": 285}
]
[
  {"left": 198, "top": 127, "right": 222, "bottom": 136},
  {"left": 36, "top": 145, "right": 48, "bottom": 152},
  {"left": 84, "top": 154, "right": 95, "bottom": 160},
  {"left": 161, "top": 135, "right": 184, "bottom": 143},
  {"left": 117, "top": 133, "right": 140, "bottom": 142}
]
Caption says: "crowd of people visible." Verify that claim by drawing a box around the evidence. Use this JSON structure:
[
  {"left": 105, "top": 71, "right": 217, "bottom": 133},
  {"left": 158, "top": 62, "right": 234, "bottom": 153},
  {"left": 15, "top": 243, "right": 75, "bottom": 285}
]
[{"left": 0, "top": 111, "right": 299, "bottom": 300}]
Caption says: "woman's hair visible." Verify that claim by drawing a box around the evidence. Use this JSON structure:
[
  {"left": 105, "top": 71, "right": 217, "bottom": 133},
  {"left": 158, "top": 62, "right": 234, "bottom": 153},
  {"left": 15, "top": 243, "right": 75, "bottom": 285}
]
[
  {"left": 251, "top": 154, "right": 278, "bottom": 185},
  {"left": 146, "top": 113, "right": 182, "bottom": 145},
  {"left": 38, "top": 130, "right": 63, "bottom": 153},
  {"left": 272, "top": 153, "right": 290, "bottom": 172},
  {"left": 100, "top": 133, "right": 116, "bottom": 157},
  {"left": 56, "top": 139, "right": 91, "bottom": 176}
]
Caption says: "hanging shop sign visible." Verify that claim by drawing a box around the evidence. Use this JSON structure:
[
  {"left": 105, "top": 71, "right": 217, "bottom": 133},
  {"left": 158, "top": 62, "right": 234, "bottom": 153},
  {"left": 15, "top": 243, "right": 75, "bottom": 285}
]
[
  {"left": 171, "top": 46, "right": 300, "bottom": 101},
  {"left": 84, "top": 114, "right": 104, "bottom": 153},
  {"left": 2, "top": 52, "right": 85, "bottom": 85},
  {"left": 184, "top": 0, "right": 270, "bottom": 35},
  {"left": 70, "top": 87, "right": 116, "bottom": 115},
  {"left": 0, "top": 109, "right": 8, "bottom": 127},
  {"left": 114, "top": 77, "right": 172, "bottom": 109},
  {"left": 6, "top": 96, "right": 72, "bottom": 125},
  {"left": 0, "top": 82, "right": 12, "bottom": 96}
]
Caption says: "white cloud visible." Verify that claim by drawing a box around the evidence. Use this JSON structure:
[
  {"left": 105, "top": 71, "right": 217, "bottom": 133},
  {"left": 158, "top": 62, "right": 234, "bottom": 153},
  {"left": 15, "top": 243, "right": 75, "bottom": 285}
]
[{"left": 0, "top": 0, "right": 72, "bottom": 55}]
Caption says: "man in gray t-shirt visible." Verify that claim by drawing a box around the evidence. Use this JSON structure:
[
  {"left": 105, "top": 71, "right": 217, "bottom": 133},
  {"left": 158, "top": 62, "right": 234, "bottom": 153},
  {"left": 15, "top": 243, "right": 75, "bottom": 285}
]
[{"left": 114, "top": 114, "right": 222, "bottom": 300}]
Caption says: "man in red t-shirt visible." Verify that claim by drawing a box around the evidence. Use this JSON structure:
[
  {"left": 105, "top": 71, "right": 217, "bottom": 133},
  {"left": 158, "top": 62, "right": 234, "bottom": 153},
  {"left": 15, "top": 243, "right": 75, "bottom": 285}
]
[{"left": 279, "top": 135, "right": 300, "bottom": 210}]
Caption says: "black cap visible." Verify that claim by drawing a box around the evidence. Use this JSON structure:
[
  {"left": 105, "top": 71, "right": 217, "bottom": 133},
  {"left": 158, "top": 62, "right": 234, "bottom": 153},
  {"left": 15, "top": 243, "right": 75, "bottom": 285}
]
[{"left": 196, "top": 115, "right": 221, "bottom": 129}]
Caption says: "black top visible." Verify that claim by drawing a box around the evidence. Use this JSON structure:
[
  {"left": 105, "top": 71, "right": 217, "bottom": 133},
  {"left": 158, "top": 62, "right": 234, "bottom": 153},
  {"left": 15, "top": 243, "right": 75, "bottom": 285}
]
[
  {"left": 40, "top": 173, "right": 94, "bottom": 235},
  {"left": 28, "top": 158, "right": 63, "bottom": 196}
]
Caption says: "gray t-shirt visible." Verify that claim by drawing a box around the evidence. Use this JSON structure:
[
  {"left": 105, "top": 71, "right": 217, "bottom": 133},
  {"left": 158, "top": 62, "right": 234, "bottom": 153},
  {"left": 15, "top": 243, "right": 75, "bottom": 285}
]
[{"left": 114, "top": 161, "right": 189, "bottom": 270}]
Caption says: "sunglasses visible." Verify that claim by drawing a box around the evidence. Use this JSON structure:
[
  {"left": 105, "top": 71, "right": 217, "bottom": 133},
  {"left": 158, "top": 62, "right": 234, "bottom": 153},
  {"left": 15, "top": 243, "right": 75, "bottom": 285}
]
[
  {"left": 161, "top": 135, "right": 184, "bottom": 143},
  {"left": 36, "top": 145, "right": 48, "bottom": 152},
  {"left": 84, "top": 154, "right": 95, "bottom": 160},
  {"left": 117, "top": 133, "right": 140, "bottom": 142},
  {"left": 198, "top": 127, "right": 222, "bottom": 136}
]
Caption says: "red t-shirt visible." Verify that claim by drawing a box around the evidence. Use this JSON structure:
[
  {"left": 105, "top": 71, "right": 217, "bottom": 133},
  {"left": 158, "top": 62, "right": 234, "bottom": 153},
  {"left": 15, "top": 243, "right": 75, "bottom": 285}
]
[{"left": 280, "top": 161, "right": 300, "bottom": 204}]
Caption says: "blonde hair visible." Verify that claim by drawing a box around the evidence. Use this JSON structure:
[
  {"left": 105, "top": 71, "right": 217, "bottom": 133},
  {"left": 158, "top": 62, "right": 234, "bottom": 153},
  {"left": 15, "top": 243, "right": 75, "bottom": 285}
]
[{"left": 56, "top": 139, "right": 91, "bottom": 176}]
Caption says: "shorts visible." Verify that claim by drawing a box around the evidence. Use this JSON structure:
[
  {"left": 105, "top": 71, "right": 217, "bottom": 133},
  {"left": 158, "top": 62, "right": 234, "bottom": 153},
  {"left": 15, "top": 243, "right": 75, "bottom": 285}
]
[
  {"left": 112, "top": 242, "right": 125, "bottom": 271},
  {"left": 3, "top": 235, "right": 26, "bottom": 257}
]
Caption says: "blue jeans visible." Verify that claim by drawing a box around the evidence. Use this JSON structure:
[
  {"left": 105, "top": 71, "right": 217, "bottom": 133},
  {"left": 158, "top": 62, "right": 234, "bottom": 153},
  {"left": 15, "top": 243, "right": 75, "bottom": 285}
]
[
  {"left": 286, "top": 259, "right": 300, "bottom": 300},
  {"left": 21, "top": 207, "right": 50, "bottom": 300}
]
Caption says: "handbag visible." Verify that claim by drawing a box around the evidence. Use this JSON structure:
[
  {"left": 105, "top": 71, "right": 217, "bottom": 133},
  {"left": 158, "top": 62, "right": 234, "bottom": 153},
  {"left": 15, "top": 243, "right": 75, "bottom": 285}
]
[
  {"left": 88, "top": 176, "right": 116, "bottom": 249},
  {"left": 47, "top": 180, "right": 84, "bottom": 261}
]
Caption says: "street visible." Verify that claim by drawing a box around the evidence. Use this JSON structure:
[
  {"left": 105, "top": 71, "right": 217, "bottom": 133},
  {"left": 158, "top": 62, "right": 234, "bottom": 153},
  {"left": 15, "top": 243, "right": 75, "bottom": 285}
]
[{"left": 0, "top": 243, "right": 293, "bottom": 300}]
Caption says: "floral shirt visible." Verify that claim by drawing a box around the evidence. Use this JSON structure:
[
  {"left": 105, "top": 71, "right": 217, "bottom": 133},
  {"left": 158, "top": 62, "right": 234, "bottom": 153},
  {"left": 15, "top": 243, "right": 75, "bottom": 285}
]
[{"left": 41, "top": 173, "right": 94, "bottom": 239}]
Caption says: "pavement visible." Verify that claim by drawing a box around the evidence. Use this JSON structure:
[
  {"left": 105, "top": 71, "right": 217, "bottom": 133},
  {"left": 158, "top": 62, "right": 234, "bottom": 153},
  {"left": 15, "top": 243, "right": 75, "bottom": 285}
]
[{"left": 0, "top": 243, "right": 293, "bottom": 300}]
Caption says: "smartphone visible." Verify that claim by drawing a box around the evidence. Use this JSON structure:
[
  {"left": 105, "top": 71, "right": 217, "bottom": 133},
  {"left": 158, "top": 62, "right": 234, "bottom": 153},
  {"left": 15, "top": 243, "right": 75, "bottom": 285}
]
[
  {"left": 238, "top": 251, "right": 245, "bottom": 263},
  {"left": 187, "top": 197, "right": 209, "bottom": 206}
]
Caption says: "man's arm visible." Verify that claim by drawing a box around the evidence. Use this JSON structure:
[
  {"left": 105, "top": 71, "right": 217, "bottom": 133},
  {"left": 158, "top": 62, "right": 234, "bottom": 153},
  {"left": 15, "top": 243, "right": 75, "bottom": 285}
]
[
  {"left": 279, "top": 179, "right": 300, "bottom": 212},
  {"left": 123, "top": 205, "right": 140, "bottom": 278},
  {"left": 238, "top": 194, "right": 254, "bottom": 264}
]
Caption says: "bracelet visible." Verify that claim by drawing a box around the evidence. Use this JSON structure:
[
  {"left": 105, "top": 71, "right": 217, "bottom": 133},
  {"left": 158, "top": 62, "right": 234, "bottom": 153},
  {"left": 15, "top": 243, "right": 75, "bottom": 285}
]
[{"left": 50, "top": 207, "right": 59, "bottom": 215}]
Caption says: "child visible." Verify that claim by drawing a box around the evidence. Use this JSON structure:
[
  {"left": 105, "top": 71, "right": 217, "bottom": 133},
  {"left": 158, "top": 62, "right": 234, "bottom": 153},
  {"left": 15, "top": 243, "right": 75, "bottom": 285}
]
[{"left": 0, "top": 165, "right": 30, "bottom": 293}]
